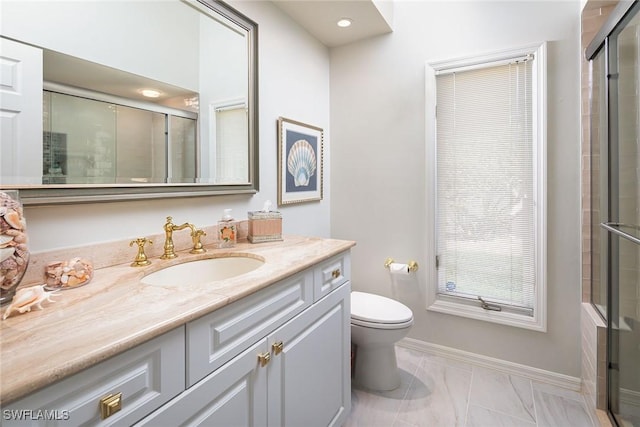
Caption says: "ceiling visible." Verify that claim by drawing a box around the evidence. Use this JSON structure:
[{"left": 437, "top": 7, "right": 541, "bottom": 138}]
[
  {"left": 44, "top": 50, "right": 198, "bottom": 108},
  {"left": 271, "top": 0, "right": 394, "bottom": 47},
  {"left": 43, "top": 1, "right": 395, "bottom": 103}
]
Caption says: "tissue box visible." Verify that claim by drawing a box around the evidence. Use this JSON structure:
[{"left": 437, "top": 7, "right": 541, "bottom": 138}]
[{"left": 248, "top": 211, "right": 282, "bottom": 243}]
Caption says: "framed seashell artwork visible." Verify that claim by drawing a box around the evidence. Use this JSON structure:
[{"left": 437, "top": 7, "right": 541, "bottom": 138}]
[{"left": 277, "top": 117, "right": 324, "bottom": 205}]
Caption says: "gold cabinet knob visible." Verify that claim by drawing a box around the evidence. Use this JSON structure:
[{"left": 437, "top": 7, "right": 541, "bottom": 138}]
[
  {"left": 331, "top": 269, "right": 341, "bottom": 279},
  {"left": 272, "top": 341, "right": 284, "bottom": 355},
  {"left": 99, "top": 392, "right": 122, "bottom": 420},
  {"left": 258, "top": 352, "right": 271, "bottom": 367}
]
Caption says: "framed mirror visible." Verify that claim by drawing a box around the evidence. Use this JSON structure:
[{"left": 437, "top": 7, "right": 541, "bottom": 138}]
[{"left": 0, "top": 0, "right": 258, "bottom": 205}]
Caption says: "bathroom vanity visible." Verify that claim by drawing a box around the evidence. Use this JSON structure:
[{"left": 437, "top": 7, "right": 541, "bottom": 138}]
[{"left": 0, "top": 236, "right": 353, "bottom": 426}]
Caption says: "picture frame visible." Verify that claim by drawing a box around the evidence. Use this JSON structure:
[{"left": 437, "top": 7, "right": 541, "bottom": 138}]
[{"left": 277, "top": 117, "right": 324, "bottom": 206}]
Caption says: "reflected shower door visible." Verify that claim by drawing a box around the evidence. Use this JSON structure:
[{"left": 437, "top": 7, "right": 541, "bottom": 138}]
[{"left": 608, "top": 6, "right": 640, "bottom": 426}]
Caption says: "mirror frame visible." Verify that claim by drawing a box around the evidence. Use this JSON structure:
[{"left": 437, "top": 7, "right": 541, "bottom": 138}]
[{"left": 15, "top": 0, "right": 259, "bottom": 206}]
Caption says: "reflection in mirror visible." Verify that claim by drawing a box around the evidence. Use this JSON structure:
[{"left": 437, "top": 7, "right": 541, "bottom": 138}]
[
  {"left": 42, "top": 84, "right": 198, "bottom": 184},
  {"left": 0, "top": 0, "right": 258, "bottom": 204}
]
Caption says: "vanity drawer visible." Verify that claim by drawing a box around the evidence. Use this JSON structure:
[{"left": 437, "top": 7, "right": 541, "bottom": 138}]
[
  {"left": 186, "top": 270, "right": 313, "bottom": 386},
  {"left": 313, "top": 251, "right": 351, "bottom": 301},
  {"left": 3, "top": 327, "right": 185, "bottom": 427}
]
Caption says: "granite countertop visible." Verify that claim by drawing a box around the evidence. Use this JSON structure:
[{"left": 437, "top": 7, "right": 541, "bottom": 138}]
[{"left": 0, "top": 235, "right": 355, "bottom": 405}]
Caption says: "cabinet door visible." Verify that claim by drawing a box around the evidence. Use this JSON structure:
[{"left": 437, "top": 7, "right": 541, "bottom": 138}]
[
  {"left": 267, "top": 283, "right": 351, "bottom": 427},
  {"left": 3, "top": 327, "right": 185, "bottom": 427},
  {"left": 136, "top": 338, "right": 268, "bottom": 427}
]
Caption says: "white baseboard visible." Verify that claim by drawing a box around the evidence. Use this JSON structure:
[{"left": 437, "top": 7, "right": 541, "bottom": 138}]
[{"left": 399, "top": 337, "right": 582, "bottom": 392}]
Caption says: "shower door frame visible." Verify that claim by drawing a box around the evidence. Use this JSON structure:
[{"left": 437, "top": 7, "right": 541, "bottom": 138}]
[{"left": 586, "top": 1, "right": 640, "bottom": 426}]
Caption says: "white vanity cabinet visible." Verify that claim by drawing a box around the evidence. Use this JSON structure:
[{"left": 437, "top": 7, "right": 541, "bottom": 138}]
[
  {"left": 3, "top": 250, "right": 351, "bottom": 427},
  {"left": 136, "top": 280, "right": 350, "bottom": 427},
  {"left": 138, "top": 251, "right": 352, "bottom": 427},
  {"left": 2, "top": 327, "right": 185, "bottom": 427}
]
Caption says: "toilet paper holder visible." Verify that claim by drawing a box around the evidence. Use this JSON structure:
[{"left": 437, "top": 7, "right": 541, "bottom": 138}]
[{"left": 384, "top": 258, "right": 419, "bottom": 273}]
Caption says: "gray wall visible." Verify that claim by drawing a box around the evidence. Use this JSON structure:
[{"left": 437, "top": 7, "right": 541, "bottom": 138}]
[{"left": 330, "top": 1, "right": 582, "bottom": 376}]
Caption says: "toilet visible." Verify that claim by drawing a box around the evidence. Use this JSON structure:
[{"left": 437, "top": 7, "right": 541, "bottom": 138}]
[{"left": 350, "top": 291, "right": 414, "bottom": 391}]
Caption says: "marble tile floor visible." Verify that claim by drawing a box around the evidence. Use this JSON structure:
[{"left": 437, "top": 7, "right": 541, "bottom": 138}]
[{"left": 344, "top": 346, "right": 598, "bottom": 427}]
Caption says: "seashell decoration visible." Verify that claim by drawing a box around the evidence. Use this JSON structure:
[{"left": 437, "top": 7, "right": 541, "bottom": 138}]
[
  {"left": 0, "top": 191, "right": 29, "bottom": 305},
  {"left": 287, "top": 139, "right": 316, "bottom": 187},
  {"left": 44, "top": 257, "right": 93, "bottom": 290},
  {"left": 2, "top": 285, "right": 58, "bottom": 320}
]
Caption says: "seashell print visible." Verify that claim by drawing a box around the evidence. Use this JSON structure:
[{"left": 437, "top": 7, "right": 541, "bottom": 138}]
[
  {"left": 2, "top": 285, "right": 58, "bottom": 320},
  {"left": 287, "top": 139, "right": 316, "bottom": 187}
]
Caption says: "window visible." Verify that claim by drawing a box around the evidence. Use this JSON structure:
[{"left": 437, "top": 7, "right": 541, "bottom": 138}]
[
  {"left": 425, "top": 44, "right": 547, "bottom": 331},
  {"left": 211, "top": 101, "right": 249, "bottom": 184}
]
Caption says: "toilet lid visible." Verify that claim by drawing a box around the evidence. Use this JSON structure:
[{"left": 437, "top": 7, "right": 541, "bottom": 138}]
[{"left": 351, "top": 291, "right": 413, "bottom": 324}]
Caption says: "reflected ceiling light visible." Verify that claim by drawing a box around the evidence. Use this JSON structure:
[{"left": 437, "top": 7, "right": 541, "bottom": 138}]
[
  {"left": 337, "top": 18, "right": 352, "bottom": 28},
  {"left": 140, "top": 89, "right": 161, "bottom": 98}
]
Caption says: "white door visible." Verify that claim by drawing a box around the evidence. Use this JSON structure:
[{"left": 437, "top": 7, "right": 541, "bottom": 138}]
[
  {"left": 267, "top": 285, "right": 351, "bottom": 427},
  {"left": 0, "top": 37, "right": 43, "bottom": 184}
]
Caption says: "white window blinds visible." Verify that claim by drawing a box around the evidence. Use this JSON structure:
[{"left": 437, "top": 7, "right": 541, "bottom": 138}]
[
  {"left": 215, "top": 105, "right": 248, "bottom": 183},
  {"left": 435, "top": 58, "right": 537, "bottom": 314}
]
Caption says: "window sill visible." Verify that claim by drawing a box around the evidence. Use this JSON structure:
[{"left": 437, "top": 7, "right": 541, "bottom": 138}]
[{"left": 427, "top": 298, "right": 547, "bottom": 332}]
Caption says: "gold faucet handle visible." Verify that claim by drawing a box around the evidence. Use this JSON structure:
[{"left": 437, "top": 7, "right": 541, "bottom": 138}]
[
  {"left": 190, "top": 228, "right": 207, "bottom": 254},
  {"left": 129, "top": 237, "right": 153, "bottom": 267}
]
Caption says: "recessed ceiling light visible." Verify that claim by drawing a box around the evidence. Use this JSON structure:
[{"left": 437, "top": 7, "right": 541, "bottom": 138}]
[
  {"left": 337, "top": 18, "right": 352, "bottom": 28},
  {"left": 140, "top": 89, "right": 161, "bottom": 98}
]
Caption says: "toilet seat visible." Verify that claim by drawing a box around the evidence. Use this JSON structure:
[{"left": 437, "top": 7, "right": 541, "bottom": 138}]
[{"left": 351, "top": 291, "right": 414, "bottom": 330}]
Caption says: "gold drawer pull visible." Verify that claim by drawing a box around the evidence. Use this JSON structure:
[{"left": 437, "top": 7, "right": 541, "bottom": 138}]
[
  {"left": 258, "top": 352, "right": 271, "bottom": 367},
  {"left": 331, "top": 269, "right": 341, "bottom": 279},
  {"left": 99, "top": 392, "right": 122, "bottom": 420},
  {"left": 272, "top": 341, "right": 284, "bottom": 355}
]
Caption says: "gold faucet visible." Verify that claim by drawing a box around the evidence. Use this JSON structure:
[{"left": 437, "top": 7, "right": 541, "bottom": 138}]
[
  {"left": 161, "top": 216, "right": 207, "bottom": 259},
  {"left": 161, "top": 216, "right": 193, "bottom": 259},
  {"left": 129, "top": 237, "right": 153, "bottom": 267}
]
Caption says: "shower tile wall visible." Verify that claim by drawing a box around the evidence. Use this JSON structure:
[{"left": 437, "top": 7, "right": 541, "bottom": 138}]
[
  {"left": 582, "top": 303, "right": 607, "bottom": 414},
  {"left": 581, "top": 1, "right": 617, "bottom": 304}
]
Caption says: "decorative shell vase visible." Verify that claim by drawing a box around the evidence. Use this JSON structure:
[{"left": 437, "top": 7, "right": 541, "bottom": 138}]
[{"left": 0, "top": 190, "right": 29, "bottom": 305}]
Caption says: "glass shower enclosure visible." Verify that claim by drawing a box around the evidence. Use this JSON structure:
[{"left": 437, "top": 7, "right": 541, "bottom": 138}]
[
  {"left": 42, "top": 90, "right": 197, "bottom": 185},
  {"left": 587, "top": 2, "right": 640, "bottom": 426}
]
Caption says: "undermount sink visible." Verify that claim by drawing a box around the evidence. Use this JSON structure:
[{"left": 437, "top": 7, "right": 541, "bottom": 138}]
[{"left": 141, "top": 256, "right": 265, "bottom": 286}]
